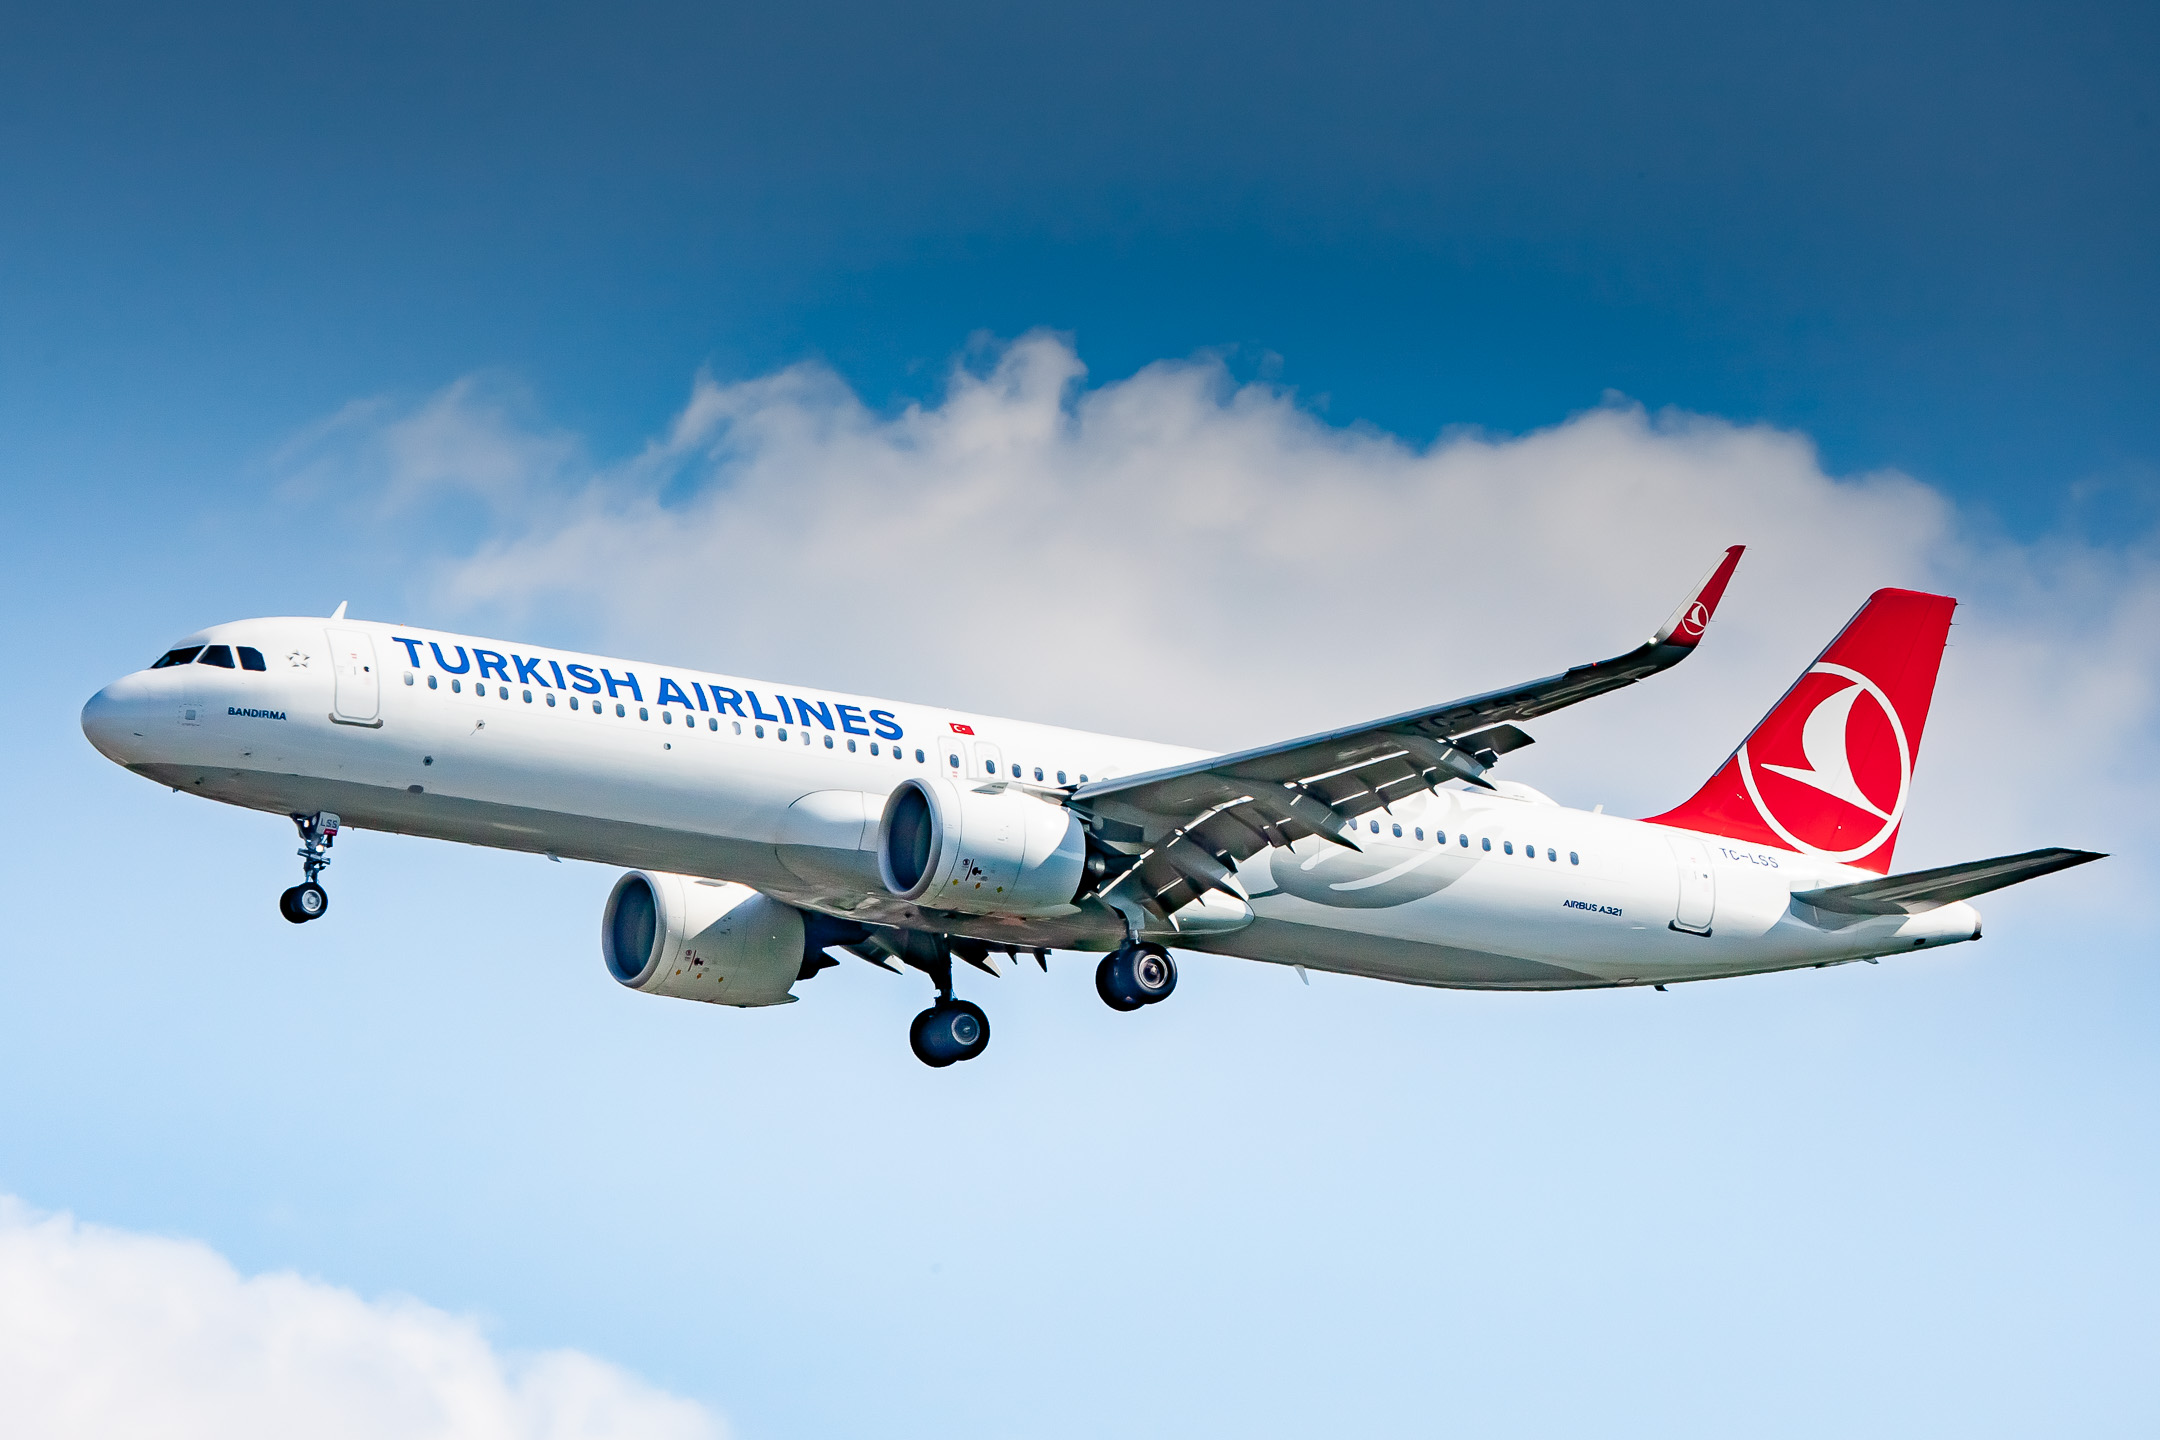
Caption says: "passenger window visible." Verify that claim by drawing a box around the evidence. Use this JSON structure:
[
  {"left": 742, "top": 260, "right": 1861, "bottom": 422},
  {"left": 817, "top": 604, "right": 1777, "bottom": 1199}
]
[
  {"left": 524, "top": 689, "right": 534, "bottom": 703},
  {"left": 1547, "top": 847, "right": 1556, "bottom": 861},
  {"left": 709, "top": 718, "right": 718, "bottom": 730},
  {"left": 568, "top": 695, "right": 577, "bottom": 709},
  {"left": 824, "top": 734, "right": 834, "bottom": 748},
  {"left": 1415, "top": 827, "right": 1423, "bottom": 841},
  {"left": 238, "top": 646, "right": 267, "bottom": 671},
  {"left": 617, "top": 703, "right": 627, "bottom": 717},
  {"left": 1011, "top": 763, "right": 1021, "bottom": 778},
  {"left": 1570, "top": 851, "right": 1580, "bottom": 865},
  {"left": 801, "top": 731, "right": 811, "bottom": 745},
  {"left": 1369, "top": 820, "right": 1380, "bottom": 833},
  {"left": 428, "top": 675, "right": 438, "bottom": 690},
  {"left": 1482, "top": 837, "right": 1492, "bottom": 851},
  {"left": 451, "top": 679, "right": 462, "bottom": 693},
  {"left": 916, "top": 749, "right": 926, "bottom": 763},
  {"left": 1392, "top": 823, "right": 1402, "bottom": 837},
  {"left": 661, "top": 708, "right": 671, "bottom": 722},
  {"left": 151, "top": 646, "right": 203, "bottom": 669},
  {"left": 499, "top": 686, "right": 509, "bottom": 699},
  {"left": 546, "top": 693, "right": 556, "bottom": 707},
  {"left": 1079, "top": 774, "right": 1088, "bottom": 783},
  {"left": 1034, "top": 767, "right": 1043, "bottom": 781},
  {"left": 1056, "top": 771, "right": 1066, "bottom": 784},
  {"left": 198, "top": 645, "right": 234, "bottom": 668},
  {"left": 1458, "top": 833, "right": 1468, "bottom": 846},
  {"left": 950, "top": 753, "right": 961, "bottom": 769},
  {"left": 986, "top": 760, "right": 996, "bottom": 775},
  {"left": 754, "top": 724, "right": 765, "bottom": 738},
  {"left": 640, "top": 707, "right": 650, "bottom": 721},
  {"left": 870, "top": 743, "right": 880, "bottom": 755},
  {"left": 847, "top": 738, "right": 856, "bottom": 751},
  {"left": 403, "top": 673, "right": 414, "bottom": 686},
  {"left": 1503, "top": 841, "right": 1514, "bottom": 854}
]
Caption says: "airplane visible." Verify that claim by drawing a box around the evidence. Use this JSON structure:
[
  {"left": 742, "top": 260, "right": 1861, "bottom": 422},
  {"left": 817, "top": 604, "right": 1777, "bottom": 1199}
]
[{"left": 79, "top": 547, "right": 2101, "bottom": 1066}]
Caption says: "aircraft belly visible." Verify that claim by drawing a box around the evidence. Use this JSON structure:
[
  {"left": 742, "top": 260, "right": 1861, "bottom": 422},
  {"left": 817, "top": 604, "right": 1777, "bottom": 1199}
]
[
  {"left": 1183, "top": 917, "right": 1606, "bottom": 989},
  {"left": 133, "top": 763, "right": 808, "bottom": 895}
]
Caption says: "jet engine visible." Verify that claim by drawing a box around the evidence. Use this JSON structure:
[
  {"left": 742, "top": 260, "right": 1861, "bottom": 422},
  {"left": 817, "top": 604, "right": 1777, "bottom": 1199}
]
[
  {"left": 877, "top": 777, "right": 1088, "bottom": 916},
  {"left": 602, "top": 871, "right": 806, "bottom": 1008}
]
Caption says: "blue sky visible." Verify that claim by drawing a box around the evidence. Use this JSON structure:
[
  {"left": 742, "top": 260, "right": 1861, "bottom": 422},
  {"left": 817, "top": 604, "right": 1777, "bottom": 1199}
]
[{"left": 1, "top": 4, "right": 2156, "bottom": 1436}]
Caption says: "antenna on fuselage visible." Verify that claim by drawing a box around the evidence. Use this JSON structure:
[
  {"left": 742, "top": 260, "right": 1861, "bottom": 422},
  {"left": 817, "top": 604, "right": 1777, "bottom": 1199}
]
[{"left": 330, "top": 601, "right": 349, "bottom": 620}]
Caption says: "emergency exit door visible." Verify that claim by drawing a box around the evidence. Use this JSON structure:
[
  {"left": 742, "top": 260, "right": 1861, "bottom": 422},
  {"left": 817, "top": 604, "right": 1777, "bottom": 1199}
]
[{"left": 1667, "top": 835, "right": 1716, "bottom": 935}]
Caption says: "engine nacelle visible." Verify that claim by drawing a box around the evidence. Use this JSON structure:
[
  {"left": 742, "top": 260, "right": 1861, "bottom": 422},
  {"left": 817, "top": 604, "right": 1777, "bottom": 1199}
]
[
  {"left": 601, "top": 871, "right": 805, "bottom": 1008},
  {"left": 877, "top": 777, "right": 1088, "bottom": 916}
]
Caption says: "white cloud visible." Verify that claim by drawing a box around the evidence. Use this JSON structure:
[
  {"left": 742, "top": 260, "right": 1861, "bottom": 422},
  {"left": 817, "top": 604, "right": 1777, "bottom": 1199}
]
[
  {"left": 323, "top": 331, "right": 2158, "bottom": 889},
  {"left": 0, "top": 1200, "right": 722, "bottom": 1440}
]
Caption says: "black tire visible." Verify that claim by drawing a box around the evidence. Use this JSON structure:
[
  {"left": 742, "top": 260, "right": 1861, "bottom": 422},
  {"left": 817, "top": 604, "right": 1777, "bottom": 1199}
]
[
  {"left": 1096, "top": 955, "right": 1146, "bottom": 1012},
  {"left": 909, "top": 1008, "right": 956, "bottom": 1067},
  {"left": 278, "top": 886, "right": 307, "bottom": 924},
  {"left": 910, "top": 1000, "right": 990, "bottom": 1066}
]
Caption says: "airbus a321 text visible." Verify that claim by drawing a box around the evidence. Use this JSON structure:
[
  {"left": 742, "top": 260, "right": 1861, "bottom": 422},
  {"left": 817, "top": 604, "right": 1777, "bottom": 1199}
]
[{"left": 81, "top": 548, "right": 2101, "bottom": 1066}]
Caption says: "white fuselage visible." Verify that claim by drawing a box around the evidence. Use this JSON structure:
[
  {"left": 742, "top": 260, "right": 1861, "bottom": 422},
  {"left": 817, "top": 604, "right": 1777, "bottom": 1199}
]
[{"left": 81, "top": 617, "right": 1982, "bottom": 990}]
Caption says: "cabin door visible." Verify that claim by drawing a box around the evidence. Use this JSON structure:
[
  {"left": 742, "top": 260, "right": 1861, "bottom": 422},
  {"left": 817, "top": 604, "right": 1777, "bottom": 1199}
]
[{"left": 326, "top": 628, "right": 381, "bottom": 725}]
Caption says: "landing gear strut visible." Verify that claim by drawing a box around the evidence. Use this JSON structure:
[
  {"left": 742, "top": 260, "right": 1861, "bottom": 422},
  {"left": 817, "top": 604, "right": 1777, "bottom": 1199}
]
[
  {"left": 279, "top": 811, "right": 339, "bottom": 924},
  {"left": 902, "top": 937, "right": 991, "bottom": 1067},
  {"left": 1097, "top": 942, "right": 1176, "bottom": 1011}
]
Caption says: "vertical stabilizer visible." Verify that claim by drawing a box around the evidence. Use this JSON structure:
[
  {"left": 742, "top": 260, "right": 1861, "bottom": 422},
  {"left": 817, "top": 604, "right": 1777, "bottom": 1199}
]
[{"left": 1645, "top": 588, "right": 1955, "bottom": 873}]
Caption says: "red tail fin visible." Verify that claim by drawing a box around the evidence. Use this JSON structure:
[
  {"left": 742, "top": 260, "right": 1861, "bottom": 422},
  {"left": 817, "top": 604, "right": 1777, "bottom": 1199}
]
[{"left": 1646, "top": 588, "right": 1956, "bottom": 873}]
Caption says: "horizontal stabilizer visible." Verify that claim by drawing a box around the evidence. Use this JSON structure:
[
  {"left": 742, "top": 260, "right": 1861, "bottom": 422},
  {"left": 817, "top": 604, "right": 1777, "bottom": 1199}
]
[{"left": 1793, "top": 847, "right": 2104, "bottom": 916}]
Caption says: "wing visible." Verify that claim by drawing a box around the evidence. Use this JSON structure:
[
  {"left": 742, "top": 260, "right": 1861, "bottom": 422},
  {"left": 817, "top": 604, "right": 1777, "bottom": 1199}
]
[
  {"left": 1070, "top": 545, "right": 1746, "bottom": 924},
  {"left": 1792, "top": 847, "right": 2104, "bottom": 916}
]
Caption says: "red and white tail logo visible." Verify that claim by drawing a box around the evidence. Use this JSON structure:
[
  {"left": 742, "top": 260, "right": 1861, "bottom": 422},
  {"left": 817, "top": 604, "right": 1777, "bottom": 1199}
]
[{"left": 1646, "top": 588, "right": 1955, "bottom": 873}]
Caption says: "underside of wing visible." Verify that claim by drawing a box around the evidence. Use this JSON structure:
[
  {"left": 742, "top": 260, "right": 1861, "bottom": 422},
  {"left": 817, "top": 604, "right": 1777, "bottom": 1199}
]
[{"left": 1068, "top": 545, "right": 1746, "bottom": 922}]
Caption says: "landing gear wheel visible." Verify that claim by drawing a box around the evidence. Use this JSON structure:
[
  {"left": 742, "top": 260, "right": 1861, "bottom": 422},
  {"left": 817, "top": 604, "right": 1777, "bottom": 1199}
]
[
  {"left": 280, "top": 882, "right": 328, "bottom": 924},
  {"left": 1096, "top": 956, "right": 1145, "bottom": 1011},
  {"left": 1097, "top": 944, "right": 1176, "bottom": 1010},
  {"left": 909, "top": 1000, "right": 990, "bottom": 1067}
]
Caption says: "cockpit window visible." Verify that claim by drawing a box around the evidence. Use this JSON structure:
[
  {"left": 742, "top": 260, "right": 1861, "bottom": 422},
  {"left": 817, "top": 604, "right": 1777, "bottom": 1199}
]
[
  {"left": 238, "top": 646, "right": 267, "bottom": 671},
  {"left": 198, "top": 644, "right": 235, "bottom": 668},
  {"left": 151, "top": 646, "right": 203, "bottom": 669}
]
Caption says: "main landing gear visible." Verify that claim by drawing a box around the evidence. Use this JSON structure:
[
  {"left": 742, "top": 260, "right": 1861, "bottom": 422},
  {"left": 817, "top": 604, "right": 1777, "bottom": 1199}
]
[
  {"left": 279, "top": 811, "right": 339, "bottom": 925},
  {"left": 910, "top": 999, "right": 990, "bottom": 1068},
  {"left": 905, "top": 941, "right": 991, "bottom": 1068},
  {"left": 1096, "top": 942, "right": 1176, "bottom": 1011}
]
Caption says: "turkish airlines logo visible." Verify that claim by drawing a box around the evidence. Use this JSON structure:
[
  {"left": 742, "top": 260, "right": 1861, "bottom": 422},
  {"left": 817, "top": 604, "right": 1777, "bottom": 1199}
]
[
  {"left": 1678, "top": 600, "right": 1710, "bottom": 638},
  {"left": 1737, "top": 662, "right": 1911, "bottom": 862}
]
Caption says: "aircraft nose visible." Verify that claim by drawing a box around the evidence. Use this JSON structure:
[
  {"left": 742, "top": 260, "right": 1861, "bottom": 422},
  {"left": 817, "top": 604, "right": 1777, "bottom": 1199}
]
[{"left": 81, "top": 676, "right": 151, "bottom": 763}]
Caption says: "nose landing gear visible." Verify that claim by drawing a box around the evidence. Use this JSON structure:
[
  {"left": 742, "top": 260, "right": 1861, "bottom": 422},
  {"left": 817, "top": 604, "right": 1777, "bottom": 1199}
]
[
  {"left": 279, "top": 811, "right": 339, "bottom": 924},
  {"left": 1097, "top": 942, "right": 1176, "bottom": 1010}
]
